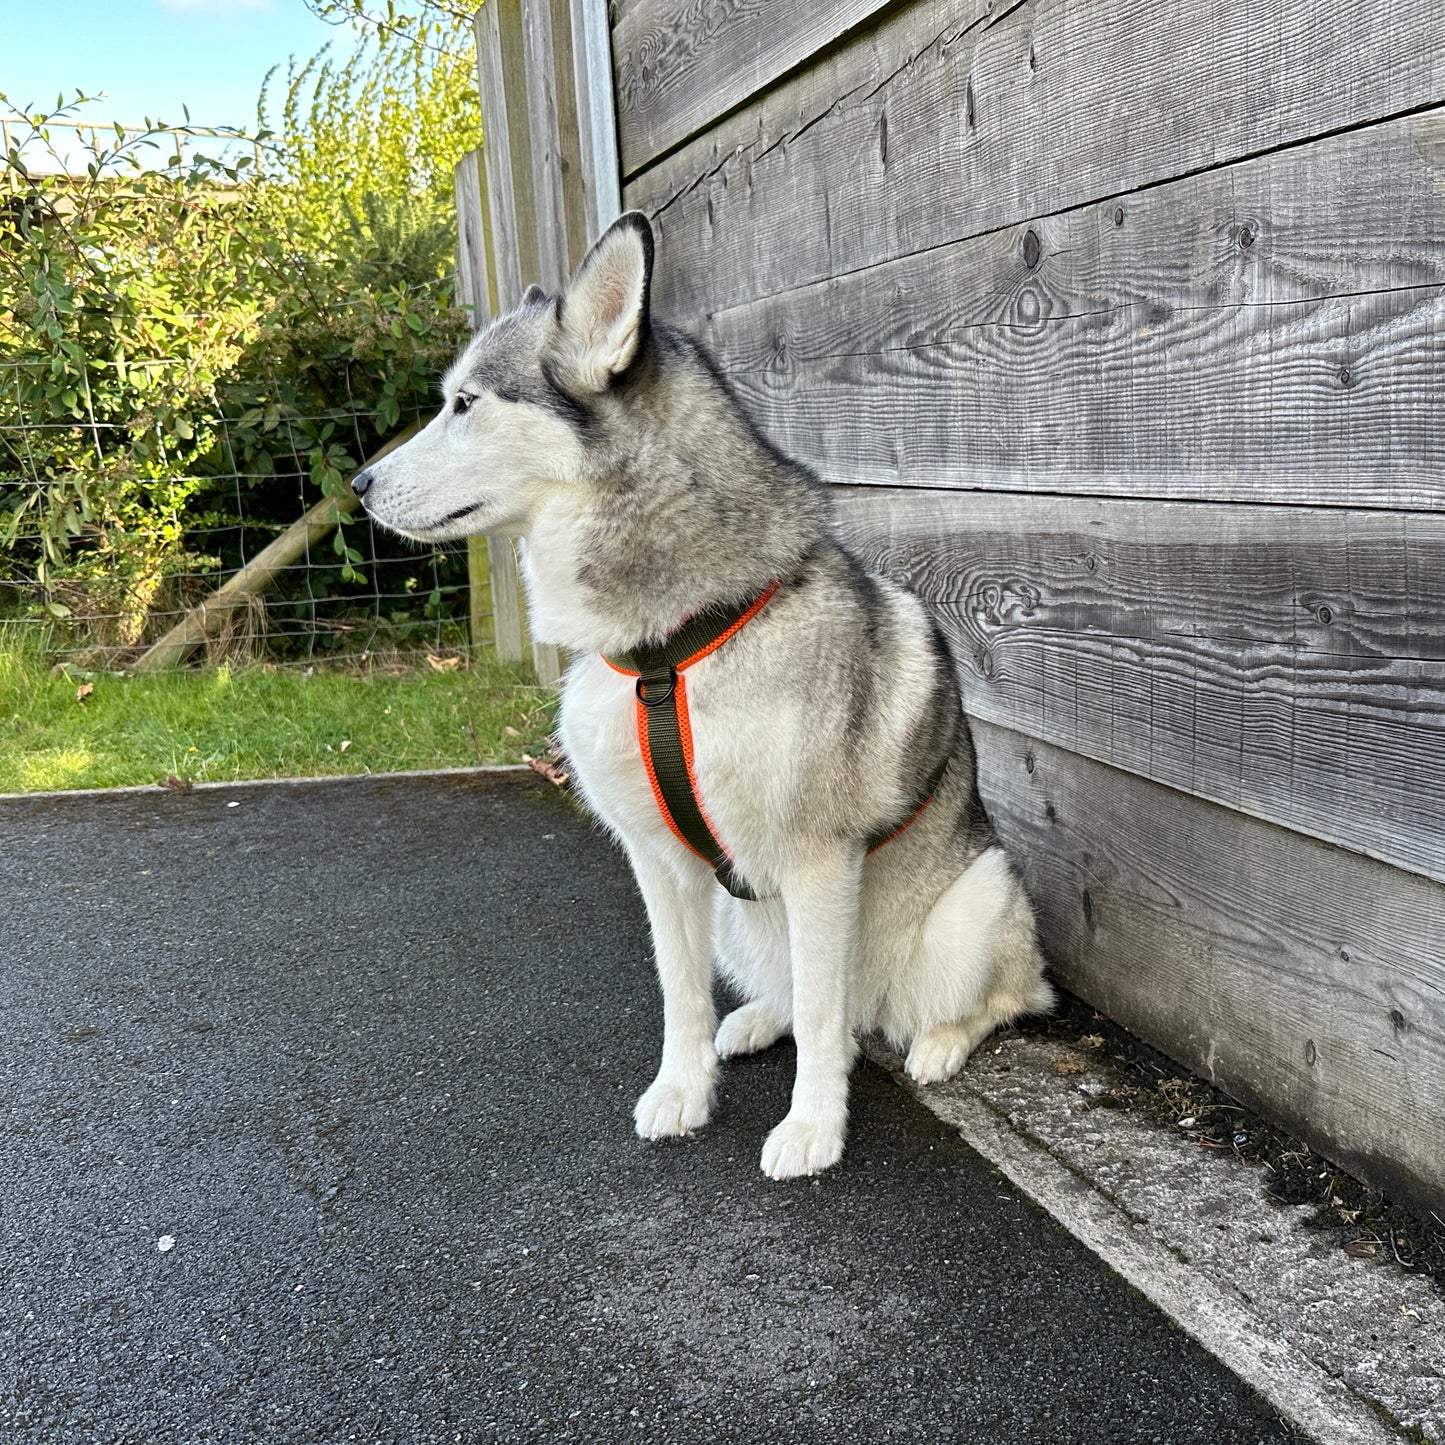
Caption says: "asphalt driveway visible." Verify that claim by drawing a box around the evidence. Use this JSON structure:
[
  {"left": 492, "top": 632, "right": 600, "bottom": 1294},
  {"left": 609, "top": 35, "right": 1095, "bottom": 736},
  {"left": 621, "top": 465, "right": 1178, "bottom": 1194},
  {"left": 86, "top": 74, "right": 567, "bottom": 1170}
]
[{"left": 0, "top": 771, "right": 1295, "bottom": 1443}]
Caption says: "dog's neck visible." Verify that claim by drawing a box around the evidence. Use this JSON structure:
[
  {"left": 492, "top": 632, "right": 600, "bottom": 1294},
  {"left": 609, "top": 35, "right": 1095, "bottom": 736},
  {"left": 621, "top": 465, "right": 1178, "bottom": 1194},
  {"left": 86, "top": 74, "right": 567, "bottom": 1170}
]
[{"left": 519, "top": 446, "right": 827, "bottom": 657}]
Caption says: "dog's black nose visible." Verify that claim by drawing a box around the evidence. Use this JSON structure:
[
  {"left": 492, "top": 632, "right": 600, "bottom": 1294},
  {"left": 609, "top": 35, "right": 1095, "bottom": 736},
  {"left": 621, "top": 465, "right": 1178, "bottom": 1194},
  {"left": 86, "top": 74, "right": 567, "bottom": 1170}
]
[{"left": 351, "top": 469, "right": 374, "bottom": 500}]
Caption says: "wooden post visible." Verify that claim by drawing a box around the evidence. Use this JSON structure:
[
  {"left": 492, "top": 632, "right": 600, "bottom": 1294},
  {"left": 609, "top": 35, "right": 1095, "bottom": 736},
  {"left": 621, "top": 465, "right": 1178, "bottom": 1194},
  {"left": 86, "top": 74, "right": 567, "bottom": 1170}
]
[
  {"left": 454, "top": 145, "right": 519, "bottom": 661},
  {"left": 466, "top": 0, "right": 624, "bottom": 682},
  {"left": 568, "top": 0, "right": 623, "bottom": 239},
  {"left": 474, "top": 0, "right": 551, "bottom": 677}
]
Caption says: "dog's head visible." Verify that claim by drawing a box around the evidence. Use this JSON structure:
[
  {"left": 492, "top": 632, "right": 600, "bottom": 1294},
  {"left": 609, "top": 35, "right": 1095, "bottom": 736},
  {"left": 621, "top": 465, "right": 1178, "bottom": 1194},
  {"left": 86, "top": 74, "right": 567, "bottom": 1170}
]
[{"left": 353, "top": 210, "right": 655, "bottom": 541}]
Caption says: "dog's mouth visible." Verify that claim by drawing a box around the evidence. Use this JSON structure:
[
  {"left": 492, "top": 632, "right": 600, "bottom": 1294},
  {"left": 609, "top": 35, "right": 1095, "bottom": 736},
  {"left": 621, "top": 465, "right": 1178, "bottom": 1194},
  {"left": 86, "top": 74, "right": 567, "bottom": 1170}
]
[
  {"left": 437, "top": 501, "right": 486, "bottom": 527},
  {"left": 382, "top": 499, "right": 487, "bottom": 540}
]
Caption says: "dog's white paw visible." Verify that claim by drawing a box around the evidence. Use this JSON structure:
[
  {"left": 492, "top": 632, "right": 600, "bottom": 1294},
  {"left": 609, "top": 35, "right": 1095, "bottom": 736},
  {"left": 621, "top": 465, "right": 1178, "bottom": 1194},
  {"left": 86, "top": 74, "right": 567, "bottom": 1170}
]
[
  {"left": 634, "top": 1072, "right": 713, "bottom": 1140},
  {"left": 904, "top": 1021, "right": 986, "bottom": 1086},
  {"left": 759, "top": 1114, "right": 845, "bottom": 1180},
  {"left": 715, "top": 1003, "right": 788, "bottom": 1059}
]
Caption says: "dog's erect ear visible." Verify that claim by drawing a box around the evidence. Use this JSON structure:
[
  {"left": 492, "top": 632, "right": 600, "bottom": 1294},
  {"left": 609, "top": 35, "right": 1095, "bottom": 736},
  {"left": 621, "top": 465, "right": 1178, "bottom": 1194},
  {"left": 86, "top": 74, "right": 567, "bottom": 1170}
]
[
  {"left": 555, "top": 211, "right": 653, "bottom": 393},
  {"left": 521, "top": 283, "right": 548, "bottom": 306}
]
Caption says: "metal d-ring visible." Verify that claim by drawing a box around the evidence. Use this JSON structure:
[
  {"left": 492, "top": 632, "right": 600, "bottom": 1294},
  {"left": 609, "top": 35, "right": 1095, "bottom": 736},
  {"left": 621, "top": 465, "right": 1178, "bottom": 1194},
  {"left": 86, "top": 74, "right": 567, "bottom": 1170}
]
[{"left": 636, "top": 666, "right": 679, "bottom": 708}]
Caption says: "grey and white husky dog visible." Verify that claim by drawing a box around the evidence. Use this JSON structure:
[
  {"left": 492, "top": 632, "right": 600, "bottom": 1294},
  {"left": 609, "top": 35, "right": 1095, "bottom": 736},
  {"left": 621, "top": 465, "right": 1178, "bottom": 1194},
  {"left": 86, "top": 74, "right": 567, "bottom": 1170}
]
[{"left": 355, "top": 212, "right": 1053, "bottom": 1179}]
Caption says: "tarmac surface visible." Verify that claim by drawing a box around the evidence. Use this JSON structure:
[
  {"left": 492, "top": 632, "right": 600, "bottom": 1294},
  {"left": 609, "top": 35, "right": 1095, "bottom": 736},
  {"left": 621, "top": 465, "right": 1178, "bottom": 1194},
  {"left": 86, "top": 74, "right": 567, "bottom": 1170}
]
[{"left": 0, "top": 771, "right": 1298, "bottom": 1443}]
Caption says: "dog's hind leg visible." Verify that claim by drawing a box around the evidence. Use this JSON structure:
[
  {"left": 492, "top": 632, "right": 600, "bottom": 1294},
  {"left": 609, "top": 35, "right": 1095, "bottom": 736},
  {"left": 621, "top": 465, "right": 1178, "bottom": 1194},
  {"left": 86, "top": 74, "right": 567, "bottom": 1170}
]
[
  {"left": 899, "top": 846, "right": 1055, "bottom": 1086},
  {"left": 714, "top": 893, "right": 791, "bottom": 1058},
  {"left": 629, "top": 845, "right": 720, "bottom": 1139}
]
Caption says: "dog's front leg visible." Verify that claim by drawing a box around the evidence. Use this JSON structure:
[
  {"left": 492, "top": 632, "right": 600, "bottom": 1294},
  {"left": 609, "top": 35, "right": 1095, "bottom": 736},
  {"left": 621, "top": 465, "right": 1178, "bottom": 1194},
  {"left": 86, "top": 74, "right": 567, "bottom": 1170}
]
[
  {"left": 761, "top": 844, "right": 862, "bottom": 1179},
  {"left": 629, "top": 847, "right": 719, "bottom": 1140}
]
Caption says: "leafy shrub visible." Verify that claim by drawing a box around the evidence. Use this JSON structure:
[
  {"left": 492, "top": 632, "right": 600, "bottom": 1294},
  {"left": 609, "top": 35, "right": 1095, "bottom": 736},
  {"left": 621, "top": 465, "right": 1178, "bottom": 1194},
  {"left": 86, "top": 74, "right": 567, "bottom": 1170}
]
[{"left": 0, "top": 4, "right": 481, "bottom": 655}]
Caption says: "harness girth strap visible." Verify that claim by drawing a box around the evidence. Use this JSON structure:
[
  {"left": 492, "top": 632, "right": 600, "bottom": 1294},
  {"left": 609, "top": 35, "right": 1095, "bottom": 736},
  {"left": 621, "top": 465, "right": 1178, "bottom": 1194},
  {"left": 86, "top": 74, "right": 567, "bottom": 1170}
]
[{"left": 602, "top": 582, "right": 945, "bottom": 902}]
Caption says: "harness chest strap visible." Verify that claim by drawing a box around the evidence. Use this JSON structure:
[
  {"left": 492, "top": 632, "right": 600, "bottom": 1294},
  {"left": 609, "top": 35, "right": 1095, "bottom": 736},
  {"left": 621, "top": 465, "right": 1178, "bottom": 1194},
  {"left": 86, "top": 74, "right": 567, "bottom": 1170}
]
[{"left": 601, "top": 583, "right": 945, "bottom": 901}]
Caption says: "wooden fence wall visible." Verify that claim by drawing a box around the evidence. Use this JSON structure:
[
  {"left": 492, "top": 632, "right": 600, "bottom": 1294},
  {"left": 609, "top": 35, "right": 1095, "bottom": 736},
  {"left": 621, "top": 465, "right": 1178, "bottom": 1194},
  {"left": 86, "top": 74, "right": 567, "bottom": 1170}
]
[
  {"left": 455, "top": 0, "right": 621, "bottom": 682},
  {"left": 608, "top": 0, "right": 1445, "bottom": 1211}
]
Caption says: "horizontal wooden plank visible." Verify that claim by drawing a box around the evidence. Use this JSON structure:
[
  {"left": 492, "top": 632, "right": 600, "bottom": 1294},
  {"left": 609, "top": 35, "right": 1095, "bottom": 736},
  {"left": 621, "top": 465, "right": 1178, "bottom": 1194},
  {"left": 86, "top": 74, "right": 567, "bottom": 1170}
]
[
  {"left": 623, "top": 0, "right": 1445, "bottom": 328},
  {"left": 701, "top": 110, "right": 1445, "bottom": 509},
  {"left": 834, "top": 487, "right": 1445, "bottom": 883},
  {"left": 611, "top": 0, "right": 899, "bottom": 177},
  {"left": 974, "top": 717, "right": 1445, "bottom": 1216}
]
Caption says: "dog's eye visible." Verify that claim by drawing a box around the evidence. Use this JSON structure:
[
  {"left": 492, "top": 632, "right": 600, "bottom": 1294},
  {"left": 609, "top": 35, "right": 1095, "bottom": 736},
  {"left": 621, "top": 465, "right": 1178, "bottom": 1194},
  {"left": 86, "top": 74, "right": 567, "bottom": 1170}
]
[{"left": 452, "top": 393, "right": 475, "bottom": 416}]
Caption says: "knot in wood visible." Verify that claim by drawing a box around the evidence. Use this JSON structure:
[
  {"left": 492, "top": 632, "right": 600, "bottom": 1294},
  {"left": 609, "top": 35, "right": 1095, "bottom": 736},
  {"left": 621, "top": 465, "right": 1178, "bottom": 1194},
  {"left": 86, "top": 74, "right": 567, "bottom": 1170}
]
[{"left": 1023, "top": 228, "right": 1041, "bottom": 269}]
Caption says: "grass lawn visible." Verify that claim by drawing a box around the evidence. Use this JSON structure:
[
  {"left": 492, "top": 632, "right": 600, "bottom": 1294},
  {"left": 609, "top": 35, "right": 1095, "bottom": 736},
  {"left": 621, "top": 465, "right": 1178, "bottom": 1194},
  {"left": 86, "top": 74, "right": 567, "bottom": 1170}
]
[{"left": 0, "top": 628, "right": 558, "bottom": 793}]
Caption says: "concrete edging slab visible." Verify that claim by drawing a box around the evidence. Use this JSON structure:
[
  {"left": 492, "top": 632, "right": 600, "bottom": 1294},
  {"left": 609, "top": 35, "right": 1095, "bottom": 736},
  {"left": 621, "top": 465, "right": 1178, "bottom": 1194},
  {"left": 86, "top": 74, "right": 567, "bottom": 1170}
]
[{"left": 865, "top": 1037, "right": 1441, "bottom": 1445}]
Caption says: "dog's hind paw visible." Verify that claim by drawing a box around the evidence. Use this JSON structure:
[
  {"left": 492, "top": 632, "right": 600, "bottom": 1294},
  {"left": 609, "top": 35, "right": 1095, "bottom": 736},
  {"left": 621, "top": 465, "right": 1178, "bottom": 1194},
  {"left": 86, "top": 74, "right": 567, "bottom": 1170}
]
[
  {"left": 715, "top": 1003, "right": 788, "bottom": 1058},
  {"left": 760, "top": 1114, "right": 844, "bottom": 1180},
  {"left": 904, "top": 1018, "right": 990, "bottom": 1085},
  {"left": 634, "top": 1073, "right": 713, "bottom": 1140}
]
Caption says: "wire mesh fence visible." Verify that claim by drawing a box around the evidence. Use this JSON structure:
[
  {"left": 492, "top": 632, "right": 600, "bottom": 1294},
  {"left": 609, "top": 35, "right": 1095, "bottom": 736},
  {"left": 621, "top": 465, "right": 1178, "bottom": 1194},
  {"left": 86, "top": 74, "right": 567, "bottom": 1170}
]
[{"left": 0, "top": 357, "right": 488, "bottom": 671}]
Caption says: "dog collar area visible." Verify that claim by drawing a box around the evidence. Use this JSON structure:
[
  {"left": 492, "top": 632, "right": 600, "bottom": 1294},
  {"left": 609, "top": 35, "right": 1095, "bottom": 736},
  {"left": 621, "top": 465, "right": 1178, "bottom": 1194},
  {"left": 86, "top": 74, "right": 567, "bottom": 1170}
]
[{"left": 600, "top": 582, "right": 946, "bottom": 901}]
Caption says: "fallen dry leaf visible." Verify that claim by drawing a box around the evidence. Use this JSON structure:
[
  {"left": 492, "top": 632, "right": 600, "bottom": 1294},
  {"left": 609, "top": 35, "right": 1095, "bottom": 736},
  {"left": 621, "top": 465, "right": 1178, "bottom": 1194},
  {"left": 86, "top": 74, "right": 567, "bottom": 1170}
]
[
  {"left": 1053, "top": 1054, "right": 1089, "bottom": 1077},
  {"left": 159, "top": 774, "right": 194, "bottom": 794},
  {"left": 504, "top": 726, "right": 520, "bottom": 737},
  {"left": 1079, "top": 1033, "right": 1105, "bottom": 1050},
  {"left": 339, "top": 739, "right": 352, "bottom": 752},
  {"left": 1344, "top": 1240, "right": 1379, "bottom": 1260},
  {"left": 425, "top": 653, "right": 462, "bottom": 672},
  {"left": 522, "top": 752, "right": 570, "bottom": 788},
  {"left": 75, "top": 682, "right": 94, "bottom": 704}
]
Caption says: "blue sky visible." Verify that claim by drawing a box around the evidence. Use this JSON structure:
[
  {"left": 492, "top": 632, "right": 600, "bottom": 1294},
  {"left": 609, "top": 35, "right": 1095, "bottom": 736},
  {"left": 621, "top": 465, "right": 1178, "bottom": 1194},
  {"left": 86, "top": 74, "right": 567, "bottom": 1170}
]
[{"left": 2, "top": 0, "right": 355, "bottom": 134}]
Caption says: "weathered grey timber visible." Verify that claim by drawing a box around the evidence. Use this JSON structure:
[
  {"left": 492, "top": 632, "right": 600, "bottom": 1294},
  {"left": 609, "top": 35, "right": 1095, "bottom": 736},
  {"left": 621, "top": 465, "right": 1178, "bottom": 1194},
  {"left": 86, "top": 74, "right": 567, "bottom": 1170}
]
[
  {"left": 452, "top": 148, "right": 498, "bottom": 323},
  {"left": 453, "top": 145, "right": 524, "bottom": 663},
  {"left": 700, "top": 109, "right": 1445, "bottom": 510},
  {"left": 611, "top": 0, "right": 899, "bottom": 176},
  {"left": 568, "top": 0, "right": 622, "bottom": 235},
  {"left": 475, "top": 0, "right": 542, "bottom": 306},
  {"left": 833, "top": 488, "right": 1445, "bottom": 885},
  {"left": 623, "top": 0, "right": 1445, "bottom": 327},
  {"left": 475, "top": 0, "right": 559, "bottom": 679},
  {"left": 972, "top": 717, "right": 1445, "bottom": 1217}
]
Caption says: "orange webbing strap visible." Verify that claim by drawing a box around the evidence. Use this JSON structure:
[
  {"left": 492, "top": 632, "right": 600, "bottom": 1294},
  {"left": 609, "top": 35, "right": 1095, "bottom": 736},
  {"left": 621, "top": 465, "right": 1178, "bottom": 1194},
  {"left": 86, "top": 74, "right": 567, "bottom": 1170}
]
[
  {"left": 603, "top": 586, "right": 778, "bottom": 900},
  {"left": 602, "top": 581, "right": 949, "bottom": 900}
]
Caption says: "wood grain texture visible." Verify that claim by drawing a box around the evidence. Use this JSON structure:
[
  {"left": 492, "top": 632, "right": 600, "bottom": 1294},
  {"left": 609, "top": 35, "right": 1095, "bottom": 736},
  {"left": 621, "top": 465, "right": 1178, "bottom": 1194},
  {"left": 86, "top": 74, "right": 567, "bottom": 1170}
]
[
  {"left": 454, "top": 150, "right": 497, "bottom": 653},
  {"left": 452, "top": 149, "right": 498, "bottom": 324},
  {"left": 521, "top": 0, "right": 593, "bottom": 287},
  {"left": 622, "top": 0, "right": 1445, "bottom": 326},
  {"left": 611, "top": 0, "right": 899, "bottom": 177},
  {"left": 487, "top": 536, "right": 526, "bottom": 663},
  {"left": 475, "top": 0, "right": 541, "bottom": 307},
  {"left": 973, "top": 717, "right": 1445, "bottom": 1215},
  {"left": 696, "top": 110, "right": 1445, "bottom": 509},
  {"left": 571, "top": 0, "right": 623, "bottom": 237},
  {"left": 834, "top": 487, "right": 1445, "bottom": 883}
]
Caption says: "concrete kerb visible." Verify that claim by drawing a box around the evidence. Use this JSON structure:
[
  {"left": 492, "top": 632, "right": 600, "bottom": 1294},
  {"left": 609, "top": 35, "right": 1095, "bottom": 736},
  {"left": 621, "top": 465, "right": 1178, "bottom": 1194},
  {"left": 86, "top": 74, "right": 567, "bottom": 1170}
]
[
  {"left": 865, "top": 1035, "right": 1443, "bottom": 1445},
  {"left": 0, "top": 764, "right": 534, "bottom": 805}
]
